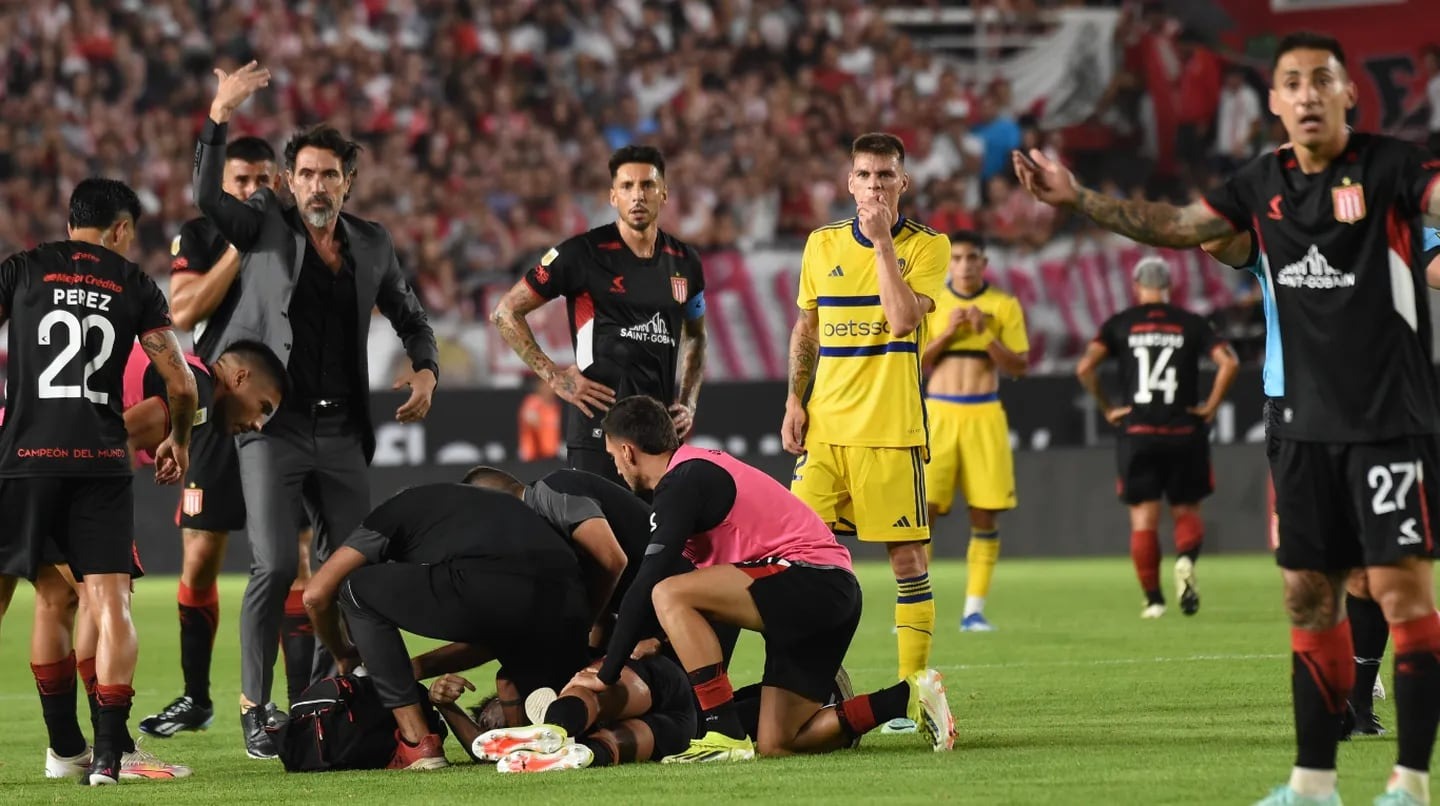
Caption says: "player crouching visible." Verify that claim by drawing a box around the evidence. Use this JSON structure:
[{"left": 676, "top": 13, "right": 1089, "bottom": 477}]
[{"left": 590, "top": 396, "right": 956, "bottom": 761}]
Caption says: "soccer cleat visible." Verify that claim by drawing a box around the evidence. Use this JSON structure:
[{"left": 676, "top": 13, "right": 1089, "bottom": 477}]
[
  {"left": 80, "top": 751, "right": 122, "bottom": 787},
  {"left": 880, "top": 718, "right": 918, "bottom": 734},
  {"left": 119, "top": 744, "right": 192, "bottom": 779},
  {"left": 241, "top": 705, "right": 278, "bottom": 760},
  {"left": 473, "top": 724, "right": 567, "bottom": 762},
  {"left": 386, "top": 730, "right": 448, "bottom": 771},
  {"left": 497, "top": 743, "right": 594, "bottom": 773},
  {"left": 960, "top": 613, "right": 996, "bottom": 632},
  {"left": 525, "top": 687, "right": 558, "bottom": 726},
  {"left": 829, "top": 665, "right": 862, "bottom": 749},
  {"left": 1373, "top": 790, "right": 1424, "bottom": 806},
  {"left": 660, "top": 731, "right": 756, "bottom": 764},
  {"left": 906, "top": 669, "right": 957, "bottom": 752},
  {"left": 1141, "top": 603, "right": 1166, "bottom": 619},
  {"left": 1351, "top": 710, "right": 1387, "bottom": 737},
  {"left": 1374, "top": 677, "right": 1387, "bottom": 701},
  {"left": 139, "top": 695, "right": 215, "bottom": 738},
  {"left": 46, "top": 745, "right": 93, "bottom": 779},
  {"left": 1252, "top": 785, "right": 1342, "bottom": 805},
  {"left": 1175, "top": 556, "right": 1200, "bottom": 616}
]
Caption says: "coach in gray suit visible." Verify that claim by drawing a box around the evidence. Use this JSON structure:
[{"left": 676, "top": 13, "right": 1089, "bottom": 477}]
[{"left": 194, "top": 63, "right": 439, "bottom": 758}]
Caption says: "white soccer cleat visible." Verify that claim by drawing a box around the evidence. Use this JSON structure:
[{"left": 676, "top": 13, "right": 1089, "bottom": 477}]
[
  {"left": 906, "top": 669, "right": 957, "bottom": 752},
  {"left": 1141, "top": 603, "right": 1166, "bottom": 619},
  {"left": 45, "top": 746, "right": 92, "bottom": 779},
  {"left": 473, "top": 724, "right": 567, "bottom": 762},
  {"left": 119, "top": 745, "right": 192, "bottom": 780},
  {"left": 1175, "top": 556, "right": 1200, "bottom": 616},
  {"left": 525, "top": 687, "right": 558, "bottom": 726},
  {"left": 497, "top": 743, "right": 594, "bottom": 773}
]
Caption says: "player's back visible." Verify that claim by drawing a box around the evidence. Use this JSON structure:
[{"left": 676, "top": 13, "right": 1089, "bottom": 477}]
[
  {"left": 799, "top": 218, "right": 949, "bottom": 448},
  {"left": 0, "top": 240, "right": 172, "bottom": 478},
  {"left": 1099, "top": 302, "right": 1213, "bottom": 432},
  {"left": 535, "top": 468, "right": 653, "bottom": 601}
]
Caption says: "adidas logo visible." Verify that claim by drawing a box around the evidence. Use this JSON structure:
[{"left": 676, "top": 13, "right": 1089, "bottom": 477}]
[
  {"left": 1275, "top": 244, "right": 1355, "bottom": 290},
  {"left": 829, "top": 266, "right": 844, "bottom": 277},
  {"left": 892, "top": 516, "right": 912, "bottom": 528}
]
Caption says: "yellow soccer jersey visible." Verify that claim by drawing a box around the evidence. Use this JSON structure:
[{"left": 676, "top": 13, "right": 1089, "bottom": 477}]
[
  {"left": 928, "top": 282, "right": 1029, "bottom": 357},
  {"left": 797, "top": 217, "right": 949, "bottom": 448}
]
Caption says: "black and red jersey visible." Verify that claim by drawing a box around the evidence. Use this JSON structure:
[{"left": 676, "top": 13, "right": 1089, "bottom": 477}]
[
  {"left": 1095, "top": 303, "right": 1221, "bottom": 433},
  {"left": 523, "top": 223, "right": 705, "bottom": 449},
  {"left": 1203, "top": 133, "right": 1440, "bottom": 441},
  {"left": 0, "top": 240, "right": 172, "bottom": 477},
  {"left": 170, "top": 215, "right": 237, "bottom": 363}
]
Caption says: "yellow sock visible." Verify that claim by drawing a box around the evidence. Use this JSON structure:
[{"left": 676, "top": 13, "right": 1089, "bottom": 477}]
[
  {"left": 964, "top": 529, "right": 1000, "bottom": 616},
  {"left": 895, "top": 572, "right": 935, "bottom": 679}
]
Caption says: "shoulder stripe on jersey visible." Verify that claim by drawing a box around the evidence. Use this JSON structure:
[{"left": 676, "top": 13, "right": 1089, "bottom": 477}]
[
  {"left": 815, "top": 219, "right": 853, "bottom": 233},
  {"left": 817, "top": 295, "right": 881, "bottom": 307},
  {"left": 903, "top": 220, "right": 939, "bottom": 236},
  {"left": 819, "top": 342, "right": 919, "bottom": 357}
]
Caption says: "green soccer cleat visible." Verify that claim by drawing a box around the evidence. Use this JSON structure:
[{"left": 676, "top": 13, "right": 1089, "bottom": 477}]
[
  {"left": 660, "top": 732, "right": 756, "bottom": 764},
  {"left": 1252, "top": 785, "right": 1342, "bottom": 805},
  {"left": 1373, "top": 789, "right": 1425, "bottom": 805},
  {"left": 906, "top": 669, "right": 957, "bottom": 752}
]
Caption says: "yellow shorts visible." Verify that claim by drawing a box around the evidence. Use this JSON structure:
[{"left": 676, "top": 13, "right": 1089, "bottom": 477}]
[
  {"left": 790, "top": 442, "right": 930, "bottom": 543},
  {"left": 924, "top": 395, "right": 1017, "bottom": 514}
]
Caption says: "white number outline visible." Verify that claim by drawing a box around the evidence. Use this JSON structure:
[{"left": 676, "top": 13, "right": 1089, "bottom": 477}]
[
  {"left": 1132, "top": 345, "right": 1179, "bottom": 405},
  {"left": 1368, "top": 461, "right": 1420, "bottom": 516},
  {"left": 36, "top": 311, "right": 116, "bottom": 404}
]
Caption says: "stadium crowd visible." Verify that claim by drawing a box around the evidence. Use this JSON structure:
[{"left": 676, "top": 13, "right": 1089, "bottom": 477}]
[{"left": 0, "top": 0, "right": 1351, "bottom": 325}]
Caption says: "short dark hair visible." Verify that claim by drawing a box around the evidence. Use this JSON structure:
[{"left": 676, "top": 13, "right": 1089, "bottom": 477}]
[
  {"left": 852, "top": 132, "right": 906, "bottom": 165},
  {"left": 949, "top": 230, "right": 986, "bottom": 252},
  {"left": 68, "top": 178, "right": 142, "bottom": 231},
  {"left": 284, "top": 125, "right": 362, "bottom": 178},
  {"left": 220, "top": 339, "right": 291, "bottom": 400},
  {"left": 601, "top": 396, "right": 680, "bottom": 455},
  {"left": 608, "top": 145, "right": 666, "bottom": 180},
  {"left": 462, "top": 466, "right": 525, "bottom": 496},
  {"left": 1273, "top": 31, "right": 1347, "bottom": 72},
  {"left": 468, "top": 695, "right": 505, "bottom": 732},
  {"left": 226, "top": 136, "right": 276, "bottom": 165}
]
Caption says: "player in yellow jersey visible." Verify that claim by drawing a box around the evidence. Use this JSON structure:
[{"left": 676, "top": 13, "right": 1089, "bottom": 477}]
[
  {"left": 920, "top": 232, "right": 1029, "bottom": 632},
  {"left": 782, "top": 133, "right": 949, "bottom": 735}
]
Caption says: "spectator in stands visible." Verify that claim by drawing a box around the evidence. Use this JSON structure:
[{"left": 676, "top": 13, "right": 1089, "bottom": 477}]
[
  {"left": 517, "top": 376, "right": 562, "bottom": 463},
  {"left": 972, "top": 91, "right": 1024, "bottom": 183},
  {"left": 1213, "top": 66, "right": 1263, "bottom": 174}
]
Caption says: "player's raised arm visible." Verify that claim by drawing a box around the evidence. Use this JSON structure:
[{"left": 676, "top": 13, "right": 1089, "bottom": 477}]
[
  {"left": 1202, "top": 231, "right": 1257, "bottom": 269},
  {"left": 139, "top": 327, "right": 198, "bottom": 484},
  {"left": 1012, "top": 149, "right": 1236, "bottom": 248}
]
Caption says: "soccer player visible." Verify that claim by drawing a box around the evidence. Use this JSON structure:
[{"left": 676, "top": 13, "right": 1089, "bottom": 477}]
[
  {"left": 919, "top": 230, "right": 1029, "bottom": 633},
  {"left": 1074, "top": 257, "right": 1239, "bottom": 618},
  {"left": 302, "top": 483, "right": 594, "bottom": 771},
  {"left": 1014, "top": 31, "right": 1440, "bottom": 805},
  {"left": 17, "top": 339, "right": 286, "bottom": 779},
  {"left": 598, "top": 396, "right": 955, "bottom": 762},
  {"left": 491, "top": 145, "right": 707, "bottom": 486},
  {"left": 782, "top": 133, "right": 949, "bottom": 707},
  {"left": 0, "top": 178, "right": 199, "bottom": 785},
  {"left": 443, "top": 652, "right": 697, "bottom": 773}
]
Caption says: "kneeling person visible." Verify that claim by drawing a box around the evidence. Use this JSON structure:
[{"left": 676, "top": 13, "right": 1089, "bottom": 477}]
[{"left": 597, "top": 396, "right": 956, "bottom": 762}]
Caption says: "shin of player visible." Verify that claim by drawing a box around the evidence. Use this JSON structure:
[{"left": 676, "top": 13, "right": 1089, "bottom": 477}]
[
  {"left": 1075, "top": 258, "right": 1238, "bottom": 619},
  {"left": 782, "top": 134, "right": 950, "bottom": 695},
  {"left": 919, "top": 232, "right": 1029, "bottom": 632}
]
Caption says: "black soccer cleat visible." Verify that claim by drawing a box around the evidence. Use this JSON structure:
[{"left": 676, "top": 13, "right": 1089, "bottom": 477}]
[
  {"left": 139, "top": 695, "right": 215, "bottom": 738},
  {"left": 80, "top": 751, "right": 121, "bottom": 786},
  {"left": 242, "top": 706, "right": 278, "bottom": 760},
  {"left": 1350, "top": 708, "right": 1387, "bottom": 737}
]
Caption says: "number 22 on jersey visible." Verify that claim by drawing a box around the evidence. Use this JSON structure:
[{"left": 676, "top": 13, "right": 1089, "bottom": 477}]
[{"left": 37, "top": 310, "right": 117, "bottom": 403}]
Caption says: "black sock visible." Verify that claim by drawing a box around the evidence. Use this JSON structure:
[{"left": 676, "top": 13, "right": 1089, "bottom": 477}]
[
  {"left": 1393, "top": 615, "right": 1440, "bottom": 771},
  {"left": 1291, "top": 625, "right": 1351, "bottom": 770},
  {"left": 870, "top": 680, "right": 912, "bottom": 723},
  {"left": 281, "top": 591, "right": 315, "bottom": 706},
  {"left": 1346, "top": 594, "right": 1388, "bottom": 714},
  {"left": 178, "top": 602, "right": 218, "bottom": 706},
  {"left": 1146, "top": 590, "right": 1165, "bottom": 606},
  {"left": 581, "top": 737, "right": 615, "bottom": 767},
  {"left": 31, "top": 656, "right": 86, "bottom": 758},
  {"left": 688, "top": 663, "right": 745, "bottom": 740},
  {"left": 543, "top": 696, "right": 591, "bottom": 736},
  {"left": 733, "top": 683, "right": 763, "bottom": 740}
]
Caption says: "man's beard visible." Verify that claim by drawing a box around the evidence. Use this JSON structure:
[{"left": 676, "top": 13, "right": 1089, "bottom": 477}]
[{"left": 303, "top": 199, "right": 338, "bottom": 228}]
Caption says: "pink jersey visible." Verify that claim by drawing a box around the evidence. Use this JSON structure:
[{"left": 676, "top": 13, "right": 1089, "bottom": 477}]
[
  {"left": 669, "top": 445, "right": 853, "bottom": 572},
  {"left": 122, "top": 342, "right": 208, "bottom": 466}
]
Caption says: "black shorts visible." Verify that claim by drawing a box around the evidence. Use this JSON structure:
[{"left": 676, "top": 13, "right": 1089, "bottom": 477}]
[
  {"left": 568, "top": 445, "right": 624, "bottom": 487},
  {"left": 742, "top": 561, "right": 862, "bottom": 703},
  {"left": 174, "top": 427, "right": 246, "bottom": 532},
  {"left": 625, "top": 654, "right": 698, "bottom": 760},
  {"left": 1115, "top": 430, "right": 1213, "bottom": 505},
  {"left": 0, "top": 476, "right": 135, "bottom": 582},
  {"left": 1272, "top": 435, "right": 1440, "bottom": 571}
]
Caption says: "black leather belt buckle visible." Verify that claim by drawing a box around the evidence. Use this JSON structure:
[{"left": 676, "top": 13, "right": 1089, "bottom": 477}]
[{"left": 311, "top": 398, "right": 346, "bottom": 415}]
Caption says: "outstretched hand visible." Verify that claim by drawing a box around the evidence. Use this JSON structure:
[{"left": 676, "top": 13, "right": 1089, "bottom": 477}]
[
  {"left": 210, "top": 61, "right": 271, "bottom": 123},
  {"left": 1011, "top": 149, "right": 1079, "bottom": 208}
]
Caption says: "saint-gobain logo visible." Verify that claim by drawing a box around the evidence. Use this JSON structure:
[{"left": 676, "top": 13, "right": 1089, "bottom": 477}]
[{"left": 1275, "top": 245, "right": 1355, "bottom": 290}]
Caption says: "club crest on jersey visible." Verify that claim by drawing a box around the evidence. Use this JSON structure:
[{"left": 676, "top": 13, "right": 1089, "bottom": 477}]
[
  {"left": 1332, "top": 181, "right": 1365, "bottom": 224},
  {"left": 670, "top": 276, "right": 688, "bottom": 303},
  {"left": 182, "top": 486, "right": 204, "bottom": 517}
]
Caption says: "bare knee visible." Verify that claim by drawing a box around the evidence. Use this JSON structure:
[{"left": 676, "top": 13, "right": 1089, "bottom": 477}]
[
  {"left": 887, "top": 542, "right": 928, "bottom": 579},
  {"left": 1367, "top": 559, "right": 1435, "bottom": 623},
  {"left": 756, "top": 735, "right": 796, "bottom": 758},
  {"left": 33, "top": 575, "right": 79, "bottom": 616},
  {"left": 968, "top": 508, "right": 998, "bottom": 531},
  {"left": 651, "top": 577, "right": 684, "bottom": 617},
  {"left": 1282, "top": 570, "right": 1347, "bottom": 630},
  {"left": 1345, "top": 568, "right": 1371, "bottom": 600}
]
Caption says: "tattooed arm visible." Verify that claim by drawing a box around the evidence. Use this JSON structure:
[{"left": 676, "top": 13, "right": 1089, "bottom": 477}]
[
  {"left": 671, "top": 315, "right": 707, "bottom": 439},
  {"left": 490, "top": 279, "right": 615, "bottom": 418},
  {"left": 781, "top": 309, "right": 820, "bottom": 455},
  {"left": 140, "top": 328, "right": 198, "bottom": 483}
]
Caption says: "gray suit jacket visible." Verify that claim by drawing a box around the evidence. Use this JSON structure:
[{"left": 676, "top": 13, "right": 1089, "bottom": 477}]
[{"left": 192, "top": 120, "right": 438, "bottom": 462}]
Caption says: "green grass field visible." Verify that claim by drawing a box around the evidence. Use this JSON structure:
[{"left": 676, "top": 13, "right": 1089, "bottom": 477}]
[{"left": 0, "top": 556, "right": 1413, "bottom": 804}]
